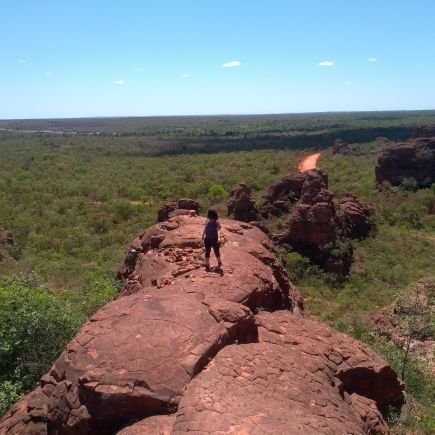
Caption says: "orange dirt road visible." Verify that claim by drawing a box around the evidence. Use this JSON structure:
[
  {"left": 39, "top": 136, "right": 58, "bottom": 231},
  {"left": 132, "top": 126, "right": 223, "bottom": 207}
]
[{"left": 298, "top": 153, "right": 321, "bottom": 172}]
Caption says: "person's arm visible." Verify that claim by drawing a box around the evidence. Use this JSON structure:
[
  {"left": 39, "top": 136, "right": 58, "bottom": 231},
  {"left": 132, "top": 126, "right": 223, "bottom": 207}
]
[
  {"left": 217, "top": 221, "right": 222, "bottom": 242},
  {"left": 202, "top": 221, "right": 207, "bottom": 241}
]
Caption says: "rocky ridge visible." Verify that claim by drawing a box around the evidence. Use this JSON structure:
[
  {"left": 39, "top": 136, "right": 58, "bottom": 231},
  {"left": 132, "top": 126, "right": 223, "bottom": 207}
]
[{"left": 0, "top": 214, "right": 403, "bottom": 434}]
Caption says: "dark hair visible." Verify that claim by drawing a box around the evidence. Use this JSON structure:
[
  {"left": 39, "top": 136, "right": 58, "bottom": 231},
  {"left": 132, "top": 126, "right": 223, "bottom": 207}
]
[{"left": 207, "top": 209, "right": 218, "bottom": 220}]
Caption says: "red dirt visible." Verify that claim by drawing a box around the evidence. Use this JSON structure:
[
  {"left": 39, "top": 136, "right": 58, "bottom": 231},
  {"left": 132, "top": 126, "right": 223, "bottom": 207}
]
[{"left": 298, "top": 153, "right": 321, "bottom": 172}]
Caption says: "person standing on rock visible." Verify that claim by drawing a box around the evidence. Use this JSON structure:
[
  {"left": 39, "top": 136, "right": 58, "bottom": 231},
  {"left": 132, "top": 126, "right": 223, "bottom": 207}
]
[{"left": 202, "top": 209, "right": 222, "bottom": 271}]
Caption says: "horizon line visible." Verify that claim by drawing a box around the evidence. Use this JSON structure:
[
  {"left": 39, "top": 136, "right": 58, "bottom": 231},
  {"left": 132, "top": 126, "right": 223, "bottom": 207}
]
[{"left": 1, "top": 108, "right": 435, "bottom": 122}]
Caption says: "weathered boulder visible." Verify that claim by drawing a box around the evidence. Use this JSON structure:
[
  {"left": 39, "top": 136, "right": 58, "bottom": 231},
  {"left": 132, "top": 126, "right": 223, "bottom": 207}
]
[
  {"left": 227, "top": 183, "right": 258, "bottom": 222},
  {"left": 256, "top": 311, "right": 404, "bottom": 408},
  {"left": 172, "top": 311, "right": 403, "bottom": 435},
  {"left": 332, "top": 138, "right": 351, "bottom": 155},
  {"left": 0, "top": 290, "right": 257, "bottom": 434},
  {"left": 338, "top": 193, "right": 375, "bottom": 239},
  {"left": 277, "top": 170, "right": 352, "bottom": 275},
  {"left": 375, "top": 137, "right": 435, "bottom": 188},
  {"left": 157, "top": 198, "right": 199, "bottom": 223},
  {"left": 260, "top": 171, "right": 322, "bottom": 217}
]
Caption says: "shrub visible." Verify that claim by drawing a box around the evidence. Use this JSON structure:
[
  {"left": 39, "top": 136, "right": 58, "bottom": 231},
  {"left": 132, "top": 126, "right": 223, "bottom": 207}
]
[
  {"left": 0, "top": 381, "right": 21, "bottom": 417},
  {"left": 0, "top": 273, "right": 117, "bottom": 417},
  {"left": 207, "top": 184, "right": 227, "bottom": 200},
  {"left": 401, "top": 177, "right": 418, "bottom": 192},
  {"left": 0, "top": 276, "right": 81, "bottom": 391}
]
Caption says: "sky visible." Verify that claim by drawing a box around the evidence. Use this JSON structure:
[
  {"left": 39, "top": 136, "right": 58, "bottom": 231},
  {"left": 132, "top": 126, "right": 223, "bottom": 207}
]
[{"left": 1, "top": 0, "right": 435, "bottom": 119}]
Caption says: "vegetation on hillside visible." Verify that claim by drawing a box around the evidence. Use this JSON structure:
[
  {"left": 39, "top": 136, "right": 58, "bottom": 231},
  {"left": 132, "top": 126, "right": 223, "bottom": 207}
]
[{"left": 0, "top": 113, "right": 434, "bottom": 430}]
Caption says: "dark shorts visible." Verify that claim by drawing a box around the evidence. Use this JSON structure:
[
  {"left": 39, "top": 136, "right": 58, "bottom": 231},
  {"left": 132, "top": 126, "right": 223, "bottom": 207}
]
[{"left": 204, "top": 238, "right": 220, "bottom": 258}]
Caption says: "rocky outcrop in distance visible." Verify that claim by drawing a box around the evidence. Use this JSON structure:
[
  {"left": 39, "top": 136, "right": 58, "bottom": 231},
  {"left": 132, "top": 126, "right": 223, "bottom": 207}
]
[
  {"left": 0, "top": 214, "right": 404, "bottom": 434},
  {"left": 375, "top": 137, "right": 435, "bottom": 188},
  {"left": 227, "top": 183, "right": 258, "bottom": 222},
  {"left": 275, "top": 170, "right": 353, "bottom": 275},
  {"left": 157, "top": 198, "right": 199, "bottom": 223},
  {"left": 260, "top": 171, "right": 309, "bottom": 217},
  {"left": 332, "top": 138, "right": 351, "bottom": 155},
  {"left": 338, "top": 193, "right": 376, "bottom": 239},
  {"left": 260, "top": 168, "right": 376, "bottom": 275}
]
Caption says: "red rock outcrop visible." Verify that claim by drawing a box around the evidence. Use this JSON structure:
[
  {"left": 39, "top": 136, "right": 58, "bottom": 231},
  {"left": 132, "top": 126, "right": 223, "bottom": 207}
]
[
  {"left": 227, "top": 183, "right": 259, "bottom": 222},
  {"left": 277, "top": 170, "right": 353, "bottom": 275},
  {"left": 172, "top": 311, "right": 403, "bottom": 434},
  {"left": 1, "top": 215, "right": 403, "bottom": 434},
  {"left": 338, "top": 193, "right": 376, "bottom": 239},
  {"left": 119, "top": 215, "right": 300, "bottom": 312},
  {"left": 157, "top": 198, "right": 199, "bottom": 222},
  {"left": 375, "top": 137, "right": 435, "bottom": 188},
  {"left": 260, "top": 171, "right": 316, "bottom": 217}
]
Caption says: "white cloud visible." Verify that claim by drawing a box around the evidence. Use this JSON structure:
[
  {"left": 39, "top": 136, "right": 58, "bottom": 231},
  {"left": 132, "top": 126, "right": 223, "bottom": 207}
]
[
  {"left": 222, "top": 60, "right": 241, "bottom": 68},
  {"left": 345, "top": 81, "right": 353, "bottom": 85},
  {"left": 318, "top": 60, "right": 334, "bottom": 67},
  {"left": 114, "top": 80, "right": 125, "bottom": 85},
  {"left": 182, "top": 74, "right": 191, "bottom": 78},
  {"left": 45, "top": 72, "right": 52, "bottom": 76},
  {"left": 18, "top": 58, "right": 27, "bottom": 64},
  {"left": 368, "top": 57, "right": 377, "bottom": 62},
  {"left": 133, "top": 67, "right": 145, "bottom": 72}
]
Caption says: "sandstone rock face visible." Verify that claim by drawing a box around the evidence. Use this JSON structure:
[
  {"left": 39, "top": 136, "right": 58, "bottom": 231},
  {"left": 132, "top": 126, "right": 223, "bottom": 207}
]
[
  {"left": 277, "top": 170, "right": 353, "bottom": 275},
  {"left": 332, "top": 138, "right": 351, "bottom": 155},
  {"left": 227, "top": 183, "right": 258, "bottom": 222},
  {"left": 117, "top": 415, "right": 175, "bottom": 434},
  {"left": 1, "top": 215, "right": 403, "bottom": 435},
  {"left": 157, "top": 198, "right": 199, "bottom": 222},
  {"left": 119, "top": 215, "right": 302, "bottom": 313},
  {"left": 260, "top": 171, "right": 316, "bottom": 217},
  {"left": 172, "top": 311, "right": 403, "bottom": 435},
  {"left": 338, "top": 193, "right": 375, "bottom": 239},
  {"left": 375, "top": 137, "right": 435, "bottom": 188}
]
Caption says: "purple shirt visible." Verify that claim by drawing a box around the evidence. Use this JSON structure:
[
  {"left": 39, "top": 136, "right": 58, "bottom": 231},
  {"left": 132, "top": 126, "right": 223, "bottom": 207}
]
[{"left": 204, "top": 219, "right": 221, "bottom": 239}]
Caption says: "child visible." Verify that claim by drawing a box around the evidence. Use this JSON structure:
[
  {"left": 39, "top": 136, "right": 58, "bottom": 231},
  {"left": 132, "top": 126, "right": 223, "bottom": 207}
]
[{"left": 202, "top": 209, "right": 222, "bottom": 271}]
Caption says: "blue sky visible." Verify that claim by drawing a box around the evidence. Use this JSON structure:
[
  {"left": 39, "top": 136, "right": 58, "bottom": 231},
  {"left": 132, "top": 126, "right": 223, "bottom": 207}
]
[{"left": 1, "top": 0, "right": 434, "bottom": 119}]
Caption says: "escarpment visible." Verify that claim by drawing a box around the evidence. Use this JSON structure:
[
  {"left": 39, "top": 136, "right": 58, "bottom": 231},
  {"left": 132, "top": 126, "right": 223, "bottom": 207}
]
[{"left": 0, "top": 214, "right": 403, "bottom": 434}]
